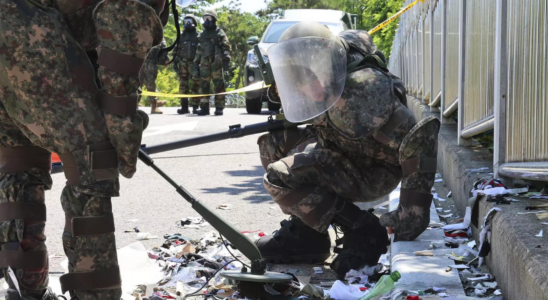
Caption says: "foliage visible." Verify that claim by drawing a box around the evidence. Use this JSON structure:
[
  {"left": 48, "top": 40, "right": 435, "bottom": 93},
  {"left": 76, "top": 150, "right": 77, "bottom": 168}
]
[{"left": 149, "top": 0, "right": 406, "bottom": 106}]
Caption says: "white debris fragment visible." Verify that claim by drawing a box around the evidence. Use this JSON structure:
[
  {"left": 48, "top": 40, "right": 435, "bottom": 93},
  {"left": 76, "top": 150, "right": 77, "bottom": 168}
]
[
  {"left": 435, "top": 179, "right": 444, "bottom": 183},
  {"left": 136, "top": 232, "right": 158, "bottom": 240},
  {"left": 313, "top": 267, "right": 323, "bottom": 274},
  {"left": 518, "top": 211, "right": 546, "bottom": 215},
  {"left": 536, "top": 230, "right": 544, "bottom": 237},
  {"left": 433, "top": 287, "right": 446, "bottom": 292},
  {"left": 448, "top": 265, "right": 469, "bottom": 270},
  {"left": 494, "top": 289, "right": 502, "bottom": 295},
  {"left": 439, "top": 213, "right": 453, "bottom": 218},
  {"left": 447, "top": 191, "right": 452, "bottom": 197}
]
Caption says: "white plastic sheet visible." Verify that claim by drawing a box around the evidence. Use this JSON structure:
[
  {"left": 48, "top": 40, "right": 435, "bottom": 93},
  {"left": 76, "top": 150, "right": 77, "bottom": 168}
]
[{"left": 328, "top": 280, "right": 366, "bottom": 300}]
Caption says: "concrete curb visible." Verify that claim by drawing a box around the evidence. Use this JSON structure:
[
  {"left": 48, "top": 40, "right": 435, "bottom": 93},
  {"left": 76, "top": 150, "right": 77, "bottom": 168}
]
[
  {"left": 406, "top": 96, "right": 548, "bottom": 300},
  {"left": 389, "top": 188, "right": 465, "bottom": 299}
]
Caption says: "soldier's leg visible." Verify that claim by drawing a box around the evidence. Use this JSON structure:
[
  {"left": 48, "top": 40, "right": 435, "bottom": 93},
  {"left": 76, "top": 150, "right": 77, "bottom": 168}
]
[
  {"left": 0, "top": 102, "right": 52, "bottom": 300},
  {"left": 189, "top": 62, "right": 201, "bottom": 113},
  {"left": 0, "top": 4, "right": 123, "bottom": 299},
  {"left": 177, "top": 62, "right": 190, "bottom": 114},
  {"left": 258, "top": 143, "right": 395, "bottom": 277},
  {"left": 197, "top": 61, "right": 212, "bottom": 116},
  {"left": 211, "top": 64, "right": 226, "bottom": 115}
]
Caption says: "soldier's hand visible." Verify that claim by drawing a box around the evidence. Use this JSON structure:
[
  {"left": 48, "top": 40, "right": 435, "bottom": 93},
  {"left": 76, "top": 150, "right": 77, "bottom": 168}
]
[{"left": 379, "top": 204, "right": 430, "bottom": 241}]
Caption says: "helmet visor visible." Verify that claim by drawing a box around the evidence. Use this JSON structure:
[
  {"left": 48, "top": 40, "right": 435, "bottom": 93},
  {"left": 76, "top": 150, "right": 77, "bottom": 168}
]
[{"left": 268, "top": 36, "right": 347, "bottom": 122}]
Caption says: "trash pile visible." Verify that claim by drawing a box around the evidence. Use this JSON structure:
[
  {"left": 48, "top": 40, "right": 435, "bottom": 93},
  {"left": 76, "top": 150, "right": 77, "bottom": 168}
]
[{"left": 127, "top": 228, "right": 401, "bottom": 300}]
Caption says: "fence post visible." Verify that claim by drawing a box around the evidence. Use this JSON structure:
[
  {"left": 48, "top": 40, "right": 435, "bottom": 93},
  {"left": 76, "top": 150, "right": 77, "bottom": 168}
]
[
  {"left": 494, "top": 0, "right": 508, "bottom": 178},
  {"left": 440, "top": 0, "right": 448, "bottom": 121},
  {"left": 429, "top": 0, "right": 435, "bottom": 108},
  {"left": 457, "top": 0, "right": 470, "bottom": 146}
]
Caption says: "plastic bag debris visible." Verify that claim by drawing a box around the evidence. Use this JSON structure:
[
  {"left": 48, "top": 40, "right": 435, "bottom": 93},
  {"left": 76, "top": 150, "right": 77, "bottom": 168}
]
[
  {"left": 137, "top": 232, "right": 158, "bottom": 240},
  {"left": 216, "top": 204, "right": 233, "bottom": 210},
  {"left": 443, "top": 207, "right": 472, "bottom": 231},
  {"left": 518, "top": 210, "right": 547, "bottom": 215},
  {"left": 329, "top": 280, "right": 366, "bottom": 300}
]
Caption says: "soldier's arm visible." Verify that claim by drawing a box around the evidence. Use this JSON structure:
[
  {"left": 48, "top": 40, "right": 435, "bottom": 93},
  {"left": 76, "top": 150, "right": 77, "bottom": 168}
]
[
  {"left": 218, "top": 29, "right": 231, "bottom": 58},
  {"left": 194, "top": 37, "right": 202, "bottom": 63},
  {"left": 92, "top": 0, "right": 166, "bottom": 178}
]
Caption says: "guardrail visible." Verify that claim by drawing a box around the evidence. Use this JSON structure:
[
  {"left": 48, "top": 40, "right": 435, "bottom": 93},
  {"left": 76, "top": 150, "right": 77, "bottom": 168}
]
[{"left": 389, "top": 0, "right": 548, "bottom": 182}]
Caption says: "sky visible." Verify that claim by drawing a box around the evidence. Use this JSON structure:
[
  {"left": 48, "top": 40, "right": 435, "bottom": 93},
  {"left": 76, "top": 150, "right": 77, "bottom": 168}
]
[{"left": 211, "top": 0, "right": 269, "bottom": 14}]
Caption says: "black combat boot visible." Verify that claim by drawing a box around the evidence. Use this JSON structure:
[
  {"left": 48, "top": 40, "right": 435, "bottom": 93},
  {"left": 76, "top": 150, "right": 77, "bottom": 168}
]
[
  {"left": 192, "top": 105, "right": 199, "bottom": 114},
  {"left": 177, "top": 99, "right": 190, "bottom": 114},
  {"left": 197, "top": 103, "right": 210, "bottom": 116},
  {"left": 214, "top": 107, "right": 223, "bottom": 116},
  {"left": 330, "top": 200, "right": 389, "bottom": 279},
  {"left": 255, "top": 216, "right": 331, "bottom": 263}
]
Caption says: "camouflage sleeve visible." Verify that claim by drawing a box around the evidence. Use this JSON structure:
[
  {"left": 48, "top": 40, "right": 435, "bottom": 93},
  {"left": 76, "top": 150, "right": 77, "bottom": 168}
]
[
  {"left": 194, "top": 39, "right": 202, "bottom": 64},
  {"left": 158, "top": 41, "right": 170, "bottom": 65},
  {"left": 93, "top": 0, "right": 164, "bottom": 178},
  {"left": 218, "top": 29, "right": 231, "bottom": 56}
]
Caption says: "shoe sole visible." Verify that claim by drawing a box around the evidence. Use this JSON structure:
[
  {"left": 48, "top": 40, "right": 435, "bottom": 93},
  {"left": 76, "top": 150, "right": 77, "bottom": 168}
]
[{"left": 263, "top": 252, "right": 330, "bottom": 264}]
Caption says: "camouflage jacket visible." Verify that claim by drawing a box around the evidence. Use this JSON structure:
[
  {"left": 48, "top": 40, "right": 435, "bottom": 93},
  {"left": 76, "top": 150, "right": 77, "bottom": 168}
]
[
  {"left": 194, "top": 26, "right": 231, "bottom": 65},
  {"left": 145, "top": 40, "right": 170, "bottom": 65},
  {"left": 175, "top": 30, "right": 199, "bottom": 61}
]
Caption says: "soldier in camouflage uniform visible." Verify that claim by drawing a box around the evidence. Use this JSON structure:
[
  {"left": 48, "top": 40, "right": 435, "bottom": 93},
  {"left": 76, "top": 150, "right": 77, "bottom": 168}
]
[
  {"left": 193, "top": 9, "right": 231, "bottom": 116},
  {"left": 174, "top": 14, "right": 201, "bottom": 115},
  {"left": 140, "top": 39, "right": 170, "bottom": 114},
  {"left": 255, "top": 22, "right": 440, "bottom": 279},
  {"left": 0, "top": 0, "right": 167, "bottom": 299}
]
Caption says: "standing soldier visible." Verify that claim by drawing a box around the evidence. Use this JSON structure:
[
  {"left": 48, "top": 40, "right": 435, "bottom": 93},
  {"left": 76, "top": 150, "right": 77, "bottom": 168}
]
[
  {"left": 0, "top": 0, "right": 166, "bottom": 299},
  {"left": 141, "top": 39, "right": 170, "bottom": 114},
  {"left": 174, "top": 14, "right": 201, "bottom": 115},
  {"left": 194, "top": 9, "right": 231, "bottom": 116}
]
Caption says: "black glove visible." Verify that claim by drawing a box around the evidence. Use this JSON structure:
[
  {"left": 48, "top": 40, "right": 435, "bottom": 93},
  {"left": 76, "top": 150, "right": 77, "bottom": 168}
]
[{"left": 173, "top": 62, "right": 179, "bottom": 73}]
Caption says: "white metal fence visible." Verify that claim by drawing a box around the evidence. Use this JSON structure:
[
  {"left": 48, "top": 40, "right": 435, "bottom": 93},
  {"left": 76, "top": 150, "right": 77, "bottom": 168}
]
[{"left": 389, "top": 0, "right": 548, "bottom": 181}]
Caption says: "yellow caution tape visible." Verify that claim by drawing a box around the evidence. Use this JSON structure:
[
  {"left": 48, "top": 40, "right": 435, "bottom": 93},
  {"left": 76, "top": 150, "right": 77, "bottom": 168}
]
[
  {"left": 141, "top": 81, "right": 269, "bottom": 98},
  {"left": 368, "top": 0, "right": 424, "bottom": 36}
]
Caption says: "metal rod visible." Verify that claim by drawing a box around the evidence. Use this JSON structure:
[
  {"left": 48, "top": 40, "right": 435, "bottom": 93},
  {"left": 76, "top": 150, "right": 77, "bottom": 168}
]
[
  {"left": 458, "top": 0, "right": 468, "bottom": 145},
  {"left": 430, "top": 90, "right": 442, "bottom": 107},
  {"left": 461, "top": 116, "right": 495, "bottom": 138},
  {"left": 498, "top": 162, "right": 548, "bottom": 182},
  {"left": 494, "top": 0, "right": 508, "bottom": 178},
  {"left": 443, "top": 97, "right": 458, "bottom": 118},
  {"left": 137, "top": 149, "right": 265, "bottom": 269},
  {"left": 144, "top": 120, "right": 294, "bottom": 155},
  {"left": 439, "top": 0, "right": 447, "bottom": 120}
]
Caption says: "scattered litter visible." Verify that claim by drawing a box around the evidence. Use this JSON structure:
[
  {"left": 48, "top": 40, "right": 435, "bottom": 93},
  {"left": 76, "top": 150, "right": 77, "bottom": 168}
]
[
  {"left": 467, "top": 240, "right": 477, "bottom": 248},
  {"left": 447, "top": 191, "right": 452, "bottom": 197},
  {"left": 536, "top": 230, "right": 544, "bottom": 237},
  {"left": 444, "top": 209, "right": 452, "bottom": 213},
  {"left": 435, "top": 179, "right": 444, "bottom": 183},
  {"left": 438, "top": 292, "right": 449, "bottom": 297},
  {"left": 378, "top": 206, "right": 387, "bottom": 210},
  {"left": 494, "top": 289, "right": 502, "bottom": 295},
  {"left": 313, "top": 267, "right": 323, "bottom": 274},
  {"left": 137, "top": 232, "right": 158, "bottom": 240},
  {"left": 433, "top": 287, "right": 446, "bottom": 292},
  {"left": 518, "top": 211, "right": 547, "bottom": 215},
  {"left": 542, "top": 222, "right": 548, "bottom": 225},
  {"left": 476, "top": 187, "right": 508, "bottom": 197},
  {"left": 216, "top": 204, "right": 233, "bottom": 210},
  {"left": 439, "top": 213, "right": 453, "bottom": 218},
  {"left": 127, "top": 219, "right": 139, "bottom": 223},
  {"left": 448, "top": 265, "right": 470, "bottom": 270},
  {"left": 264, "top": 285, "right": 281, "bottom": 295},
  {"left": 442, "top": 207, "right": 472, "bottom": 231},
  {"left": 483, "top": 282, "right": 498, "bottom": 288},
  {"left": 437, "top": 208, "right": 443, "bottom": 212},
  {"left": 467, "top": 275, "right": 491, "bottom": 281},
  {"left": 328, "top": 280, "right": 366, "bottom": 300}
]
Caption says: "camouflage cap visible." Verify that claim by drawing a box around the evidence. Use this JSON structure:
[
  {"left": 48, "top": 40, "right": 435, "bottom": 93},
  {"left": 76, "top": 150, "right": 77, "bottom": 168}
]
[
  {"left": 279, "top": 21, "right": 333, "bottom": 43},
  {"left": 203, "top": 9, "right": 218, "bottom": 20},
  {"left": 184, "top": 14, "right": 199, "bottom": 25}
]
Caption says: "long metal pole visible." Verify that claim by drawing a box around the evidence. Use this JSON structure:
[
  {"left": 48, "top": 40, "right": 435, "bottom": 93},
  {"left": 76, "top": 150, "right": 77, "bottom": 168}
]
[
  {"left": 494, "top": 0, "right": 508, "bottom": 178},
  {"left": 440, "top": 0, "right": 448, "bottom": 121},
  {"left": 458, "top": 0, "right": 469, "bottom": 146}
]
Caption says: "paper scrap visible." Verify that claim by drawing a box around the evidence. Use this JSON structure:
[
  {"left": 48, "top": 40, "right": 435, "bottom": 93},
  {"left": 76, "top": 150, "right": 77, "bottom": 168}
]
[
  {"left": 437, "top": 208, "right": 443, "bottom": 212},
  {"left": 264, "top": 285, "right": 281, "bottom": 295},
  {"left": 435, "top": 179, "right": 444, "bottom": 183},
  {"left": 542, "top": 222, "right": 548, "bottom": 225},
  {"left": 518, "top": 211, "right": 547, "bottom": 215},
  {"left": 438, "top": 293, "right": 449, "bottom": 297},
  {"left": 313, "top": 267, "right": 323, "bottom": 274},
  {"left": 494, "top": 289, "right": 502, "bottom": 295},
  {"left": 536, "top": 230, "right": 543, "bottom": 237},
  {"left": 433, "top": 287, "right": 447, "bottom": 292},
  {"left": 537, "top": 212, "right": 548, "bottom": 220},
  {"left": 444, "top": 209, "right": 452, "bottom": 213},
  {"left": 467, "top": 240, "right": 477, "bottom": 248},
  {"left": 447, "top": 191, "right": 452, "bottom": 197},
  {"left": 7, "top": 267, "right": 21, "bottom": 296},
  {"left": 217, "top": 204, "right": 233, "bottom": 210},
  {"left": 468, "top": 275, "right": 491, "bottom": 281},
  {"left": 477, "top": 187, "right": 508, "bottom": 196},
  {"left": 439, "top": 213, "right": 453, "bottom": 218},
  {"left": 448, "top": 265, "right": 470, "bottom": 269},
  {"left": 442, "top": 207, "right": 472, "bottom": 231}
]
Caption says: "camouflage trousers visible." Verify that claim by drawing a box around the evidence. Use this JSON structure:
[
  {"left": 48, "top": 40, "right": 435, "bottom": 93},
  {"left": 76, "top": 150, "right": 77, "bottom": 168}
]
[
  {"left": 0, "top": 2, "right": 121, "bottom": 299},
  {"left": 176, "top": 60, "right": 200, "bottom": 106},
  {"left": 258, "top": 127, "right": 402, "bottom": 233},
  {"left": 140, "top": 63, "right": 159, "bottom": 104},
  {"left": 199, "top": 60, "right": 225, "bottom": 108}
]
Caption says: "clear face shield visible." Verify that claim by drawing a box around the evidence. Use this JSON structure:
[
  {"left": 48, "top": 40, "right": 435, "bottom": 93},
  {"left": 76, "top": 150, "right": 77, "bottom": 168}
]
[{"left": 267, "top": 36, "right": 347, "bottom": 122}]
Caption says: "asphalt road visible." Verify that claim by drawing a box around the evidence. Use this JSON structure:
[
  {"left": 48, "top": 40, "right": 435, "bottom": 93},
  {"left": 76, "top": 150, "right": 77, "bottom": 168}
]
[{"left": 46, "top": 107, "right": 289, "bottom": 272}]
